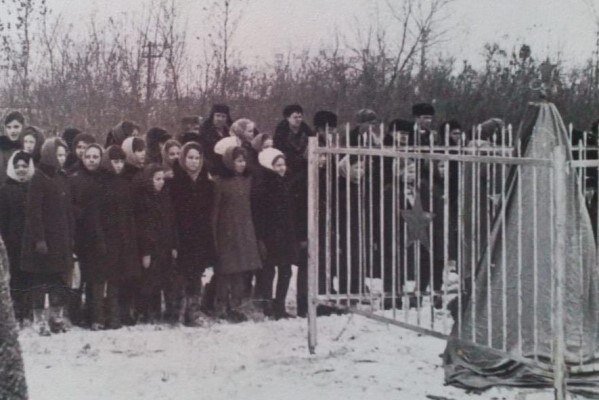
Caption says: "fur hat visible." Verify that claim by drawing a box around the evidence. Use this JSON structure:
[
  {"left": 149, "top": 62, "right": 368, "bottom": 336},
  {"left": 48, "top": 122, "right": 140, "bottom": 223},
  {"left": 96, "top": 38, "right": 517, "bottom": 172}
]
[
  {"left": 356, "top": 109, "right": 378, "bottom": 124},
  {"left": 283, "top": 104, "right": 304, "bottom": 118},
  {"left": 180, "top": 131, "right": 201, "bottom": 145},
  {"left": 313, "top": 111, "right": 338, "bottom": 129},
  {"left": 388, "top": 119, "right": 415, "bottom": 133},
  {"left": 146, "top": 127, "right": 170, "bottom": 145},
  {"left": 6, "top": 150, "right": 34, "bottom": 182},
  {"left": 412, "top": 103, "right": 435, "bottom": 117},
  {"left": 211, "top": 104, "right": 230, "bottom": 115},
  {"left": 214, "top": 136, "right": 241, "bottom": 156},
  {"left": 258, "top": 148, "right": 285, "bottom": 171}
]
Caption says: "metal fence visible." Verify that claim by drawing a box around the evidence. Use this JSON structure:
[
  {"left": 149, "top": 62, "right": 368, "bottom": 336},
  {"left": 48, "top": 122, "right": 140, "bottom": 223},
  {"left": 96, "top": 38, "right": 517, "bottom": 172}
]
[{"left": 305, "top": 123, "right": 599, "bottom": 399}]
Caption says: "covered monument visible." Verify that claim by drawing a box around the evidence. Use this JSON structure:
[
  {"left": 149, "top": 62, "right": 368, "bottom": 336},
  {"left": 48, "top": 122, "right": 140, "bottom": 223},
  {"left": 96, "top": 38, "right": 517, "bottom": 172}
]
[{"left": 444, "top": 101, "right": 599, "bottom": 397}]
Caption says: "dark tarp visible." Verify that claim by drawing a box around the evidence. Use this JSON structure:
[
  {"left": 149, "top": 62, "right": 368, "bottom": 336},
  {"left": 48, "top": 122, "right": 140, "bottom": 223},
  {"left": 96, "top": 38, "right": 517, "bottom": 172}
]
[{"left": 444, "top": 101, "right": 599, "bottom": 397}]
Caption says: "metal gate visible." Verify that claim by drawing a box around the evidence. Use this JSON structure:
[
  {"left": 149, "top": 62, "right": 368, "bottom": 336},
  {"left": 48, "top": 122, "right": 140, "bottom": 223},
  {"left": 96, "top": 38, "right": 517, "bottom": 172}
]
[{"left": 305, "top": 121, "right": 599, "bottom": 399}]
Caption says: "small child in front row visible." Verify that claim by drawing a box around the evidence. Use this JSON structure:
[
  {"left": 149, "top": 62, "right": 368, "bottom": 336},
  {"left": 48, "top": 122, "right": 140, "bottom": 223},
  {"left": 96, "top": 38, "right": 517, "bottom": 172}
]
[
  {"left": 212, "top": 146, "right": 262, "bottom": 322},
  {"left": 254, "top": 148, "right": 298, "bottom": 319},
  {"left": 134, "top": 163, "right": 178, "bottom": 323}
]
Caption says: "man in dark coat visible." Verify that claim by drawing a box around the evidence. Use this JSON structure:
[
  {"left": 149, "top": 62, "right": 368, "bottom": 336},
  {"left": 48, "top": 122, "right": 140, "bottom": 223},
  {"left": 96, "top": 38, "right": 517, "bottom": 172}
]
[
  {"left": 167, "top": 142, "right": 215, "bottom": 326},
  {"left": 199, "top": 104, "right": 233, "bottom": 175},
  {"left": 273, "top": 104, "right": 313, "bottom": 317},
  {"left": 21, "top": 137, "right": 74, "bottom": 335},
  {"left": 0, "top": 151, "right": 34, "bottom": 322},
  {"left": 412, "top": 102, "right": 437, "bottom": 146}
]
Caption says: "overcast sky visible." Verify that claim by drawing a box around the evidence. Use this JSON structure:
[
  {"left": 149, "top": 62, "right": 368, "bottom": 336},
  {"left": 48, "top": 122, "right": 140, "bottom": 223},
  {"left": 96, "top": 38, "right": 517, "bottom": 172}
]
[{"left": 46, "top": 0, "right": 598, "bottom": 68}]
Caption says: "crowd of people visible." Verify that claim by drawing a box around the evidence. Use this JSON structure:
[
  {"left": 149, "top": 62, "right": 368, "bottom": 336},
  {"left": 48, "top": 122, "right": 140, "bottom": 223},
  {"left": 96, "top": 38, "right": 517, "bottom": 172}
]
[{"left": 3, "top": 100, "right": 597, "bottom": 336}]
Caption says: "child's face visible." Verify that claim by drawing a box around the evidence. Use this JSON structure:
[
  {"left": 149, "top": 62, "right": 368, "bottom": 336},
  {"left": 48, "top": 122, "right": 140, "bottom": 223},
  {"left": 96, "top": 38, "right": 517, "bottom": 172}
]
[
  {"left": 75, "top": 141, "right": 88, "bottom": 160},
  {"left": 287, "top": 112, "right": 303, "bottom": 129},
  {"left": 185, "top": 149, "right": 203, "bottom": 173},
  {"left": 4, "top": 120, "right": 23, "bottom": 141},
  {"left": 56, "top": 146, "right": 67, "bottom": 168},
  {"left": 152, "top": 171, "right": 165, "bottom": 192},
  {"left": 233, "top": 155, "right": 246, "bottom": 175},
  {"left": 167, "top": 146, "right": 180, "bottom": 163},
  {"left": 134, "top": 149, "right": 146, "bottom": 165},
  {"left": 110, "top": 159, "right": 125, "bottom": 174},
  {"left": 14, "top": 160, "right": 29, "bottom": 181},
  {"left": 23, "top": 134, "right": 36, "bottom": 153},
  {"left": 349, "top": 160, "right": 365, "bottom": 182},
  {"left": 83, "top": 147, "right": 102, "bottom": 172},
  {"left": 272, "top": 157, "right": 286, "bottom": 177}
]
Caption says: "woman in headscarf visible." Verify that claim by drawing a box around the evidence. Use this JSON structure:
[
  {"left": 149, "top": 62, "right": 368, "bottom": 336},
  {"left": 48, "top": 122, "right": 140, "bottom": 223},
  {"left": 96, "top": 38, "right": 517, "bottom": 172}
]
[
  {"left": 65, "top": 132, "right": 96, "bottom": 176},
  {"left": 167, "top": 141, "right": 215, "bottom": 326},
  {"left": 121, "top": 136, "right": 146, "bottom": 182},
  {"left": 145, "top": 127, "right": 171, "bottom": 165},
  {"left": 21, "top": 137, "right": 74, "bottom": 335},
  {"left": 0, "top": 151, "right": 34, "bottom": 323},
  {"left": 105, "top": 120, "right": 140, "bottom": 147},
  {"left": 20, "top": 126, "right": 44, "bottom": 165},
  {"left": 162, "top": 139, "right": 181, "bottom": 179}
]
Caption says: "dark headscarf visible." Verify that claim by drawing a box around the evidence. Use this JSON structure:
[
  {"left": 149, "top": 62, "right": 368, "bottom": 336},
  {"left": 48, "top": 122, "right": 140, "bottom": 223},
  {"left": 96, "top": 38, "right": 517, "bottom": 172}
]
[{"left": 40, "top": 137, "right": 67, "bottom": 169}]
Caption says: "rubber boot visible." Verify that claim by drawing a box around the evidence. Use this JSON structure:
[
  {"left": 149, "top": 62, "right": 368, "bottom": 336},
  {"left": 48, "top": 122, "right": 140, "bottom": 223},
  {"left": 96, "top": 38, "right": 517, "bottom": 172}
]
[
  {"left": 48, "top": 306, "right": 69, "bottom": 334},
  {"left": 33, "top": 309, "right": 51, "bottom": 337}
]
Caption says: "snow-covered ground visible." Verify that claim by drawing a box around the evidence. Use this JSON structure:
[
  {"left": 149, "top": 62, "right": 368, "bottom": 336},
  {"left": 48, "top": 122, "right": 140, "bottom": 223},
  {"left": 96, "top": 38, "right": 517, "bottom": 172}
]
[{"left": 18, "top": 313, "right": 566, "bottom": 400}]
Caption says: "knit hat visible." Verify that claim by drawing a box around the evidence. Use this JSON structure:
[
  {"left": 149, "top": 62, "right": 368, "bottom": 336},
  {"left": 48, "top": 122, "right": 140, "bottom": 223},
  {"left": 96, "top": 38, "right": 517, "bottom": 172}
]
[
  {"left": 258, "top": 148, "right": 285, "bottom": 171},
  {"left": 6, "top": 151, "right": 34, "bottom": 182},
  {"left": 214, "top": 136, "right": 241, "bottom": 156},
  {"left": 283, "top": 104, "right": 304, "bottom": 118},
  {"left": 122, "top": 136, "right": 146, "bottom": 166},
  {"left": 412, "top": 103, "right": 435, "bottom": 117}
]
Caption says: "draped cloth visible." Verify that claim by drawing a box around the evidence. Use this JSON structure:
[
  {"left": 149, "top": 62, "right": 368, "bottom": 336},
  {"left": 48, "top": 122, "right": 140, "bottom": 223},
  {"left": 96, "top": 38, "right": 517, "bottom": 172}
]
[{"left": 444, "top": 101, "right": 599, "bottom": 397}]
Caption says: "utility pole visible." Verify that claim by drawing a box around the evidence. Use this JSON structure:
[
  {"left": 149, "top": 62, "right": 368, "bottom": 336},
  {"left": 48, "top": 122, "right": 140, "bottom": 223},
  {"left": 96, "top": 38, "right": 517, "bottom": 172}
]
[{"left": 141, "top": 40, "right": 169, "bottom": 124}]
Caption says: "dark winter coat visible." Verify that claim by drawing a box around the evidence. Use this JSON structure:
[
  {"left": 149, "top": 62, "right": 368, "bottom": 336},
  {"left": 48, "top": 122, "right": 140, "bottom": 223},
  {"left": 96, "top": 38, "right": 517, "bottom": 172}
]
[
  {"left": 167, "top": 162, "right": 215, "bottom": 274},
  {"left": 135, "top": 184, "right": 178, "bottom": 260},
  {"left": 69, "top": 167, "right": 107, "bottom": 282},
  {"left": 0, "top": 179, "right": 28, "bottom": 275},
  {"left": 98, "top": 169, "right": 141, "bottom": 282},
  {"left": 0, "top": 137, "right": 21, "bottom": 185},
  {"left": 21, "top": 162, "right": 74, "bottom": 274},
  {"left": 212, "top": 174, "right": 262, "bottom": 275},
  {"left": 253, "top": 168, "right": 298, "bottom": 265},
  {"left": 199, "top": 124, "right": 229, "bottom": 176},
  {"left": 273, "top": 120, "right": 313, "bottom": 241}
]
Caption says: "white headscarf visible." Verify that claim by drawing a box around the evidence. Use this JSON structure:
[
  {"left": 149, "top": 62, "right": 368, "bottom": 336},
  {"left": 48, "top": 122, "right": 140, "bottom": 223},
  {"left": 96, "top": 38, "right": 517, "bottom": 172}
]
[
  {"left": 6, "top": 151, "right": 35, "bottom": 182},
  {"left": 258, "top": 148, "right": 284, "bottom": 171},
  {"left": 214, "top": 136, "right": 241, "bottom": 156}
]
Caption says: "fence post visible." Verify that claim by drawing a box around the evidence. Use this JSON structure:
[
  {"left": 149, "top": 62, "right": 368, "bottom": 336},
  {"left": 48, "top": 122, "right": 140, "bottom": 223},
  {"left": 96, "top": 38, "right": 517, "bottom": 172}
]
[
  {"left": 307, "top": 136, "right": 319, "bottom": 354},
  {"left": 552, "top": 146, "right": 567, "bottom": 400}
]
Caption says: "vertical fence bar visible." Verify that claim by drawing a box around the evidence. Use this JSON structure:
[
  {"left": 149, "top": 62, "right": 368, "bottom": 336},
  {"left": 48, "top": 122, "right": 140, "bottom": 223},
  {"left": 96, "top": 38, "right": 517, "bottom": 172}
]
[
  {"left": 457, "top": 133, "right": 465, "bottom": 338},
  {"left": 325, "top": 127, "right": 332, "bottom": 299},
  {"left": 532, "top": 166, "right": 539, "bottom": 362},
  {"left": 442, "top": 125, "right": 450, "bottom": 334},
  {"left": 307, "top": 136, "right": 319, "bottom": 354},
  {"left": 392, "top": 130, "right": 398, "bottom": 319},
  {"left": 552, "top": 146, "right": 567, "bottom": 400},
  {"left": 379, "top": 125, "right": 386, "bottom": 314},
  {"left": 429, "top": 133, "right": 435, "bottom": 329},
  {"left": 517, "top": 140, "right": 523, "bottom": 356},
  {"left": 501, "top": 127, "right": 508, "bottom": 351}
]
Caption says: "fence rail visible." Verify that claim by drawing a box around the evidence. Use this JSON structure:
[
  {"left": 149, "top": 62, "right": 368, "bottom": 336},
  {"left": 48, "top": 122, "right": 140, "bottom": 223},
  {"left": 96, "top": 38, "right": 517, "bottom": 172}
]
[{"left": 306, "top": 123, "right": 599, "bottom": 400}]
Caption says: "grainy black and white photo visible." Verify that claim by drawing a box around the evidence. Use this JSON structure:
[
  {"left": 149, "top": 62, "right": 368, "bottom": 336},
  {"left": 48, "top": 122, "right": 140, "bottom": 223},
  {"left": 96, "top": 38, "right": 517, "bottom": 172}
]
[{"left": 0, "top": 0, "right": 597, "bottom": 399}]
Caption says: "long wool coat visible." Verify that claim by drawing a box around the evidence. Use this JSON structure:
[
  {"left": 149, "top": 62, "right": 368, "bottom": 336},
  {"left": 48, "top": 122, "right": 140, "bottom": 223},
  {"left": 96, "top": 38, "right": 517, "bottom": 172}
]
[
  {"left": 212, "top": 175, "right": 262, "bottom": 275},
  {"left": 21, "top": 162, "right": 74, "bottom": 274},
  {"left": 167, "top": 162, "right": 215, "bottom": 275},
  {"left": 253, "top": 168, "right": 298, "bottom": 266},
  {"left": 69, "top": 167, "right": 106, "bottom": 282},
  {"left": 0, "top": 178, "right": 28, "bottom": 275},
  {"left": 98, "top": 169, "right": 140, "bottom": 282}
]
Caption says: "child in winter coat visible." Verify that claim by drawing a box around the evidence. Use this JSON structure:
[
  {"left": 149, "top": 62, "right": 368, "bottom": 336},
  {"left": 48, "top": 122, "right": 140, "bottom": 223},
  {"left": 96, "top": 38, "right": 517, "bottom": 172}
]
[
  {"left": 0, "top": 151, "right": 34, "bottom": 323},
  {"left": 134, "top": 163, "right": 178, "bottom": 323},
  {"left": 99, "top": 145, "right": 141, "bottom": 327},
  {"left": 254, "top": 148, "right": 298, "bottom": 319},
  {"left": 121, "top": 136, "right": 146, "bottom": 182},
  {"left": 212, "top": 146, "right": 262, "bottom": 322},
  {"left": 21, "top": 137, "right": 74, "bottom": 335}
]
